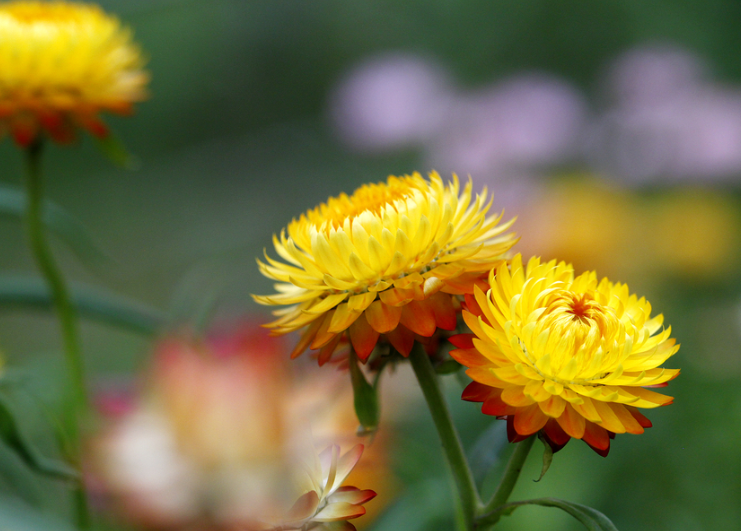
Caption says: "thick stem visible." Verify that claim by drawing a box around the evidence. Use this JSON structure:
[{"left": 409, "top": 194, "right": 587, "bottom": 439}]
[
  {"left": 24, "top": 141, "right": 90, "bottom": 529},
  {"left": 409, "top": 343, "right": 479, "bottom": 530},
  {"left": 478, "top": 436, "right": 535, "bottom": 528}
]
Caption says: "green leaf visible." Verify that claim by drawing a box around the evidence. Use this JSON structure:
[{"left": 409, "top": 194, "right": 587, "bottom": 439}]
[
  {"left": 0, "top": 394, "right": 78, "bottom": 482},
  {"left": 0, "top": 185, "right": 109, "bottom": 269},
  {"left": 535, "top": 433, "right": 553, "bottom": 482},
  {"left": 95, "top": 131, "right": 139, "bottom": 169},
  {"left": 0, "top": 275, "right": 167, "bottom": 335},
  {"left": 349, "top": 349, "right": 379, "bottom": 435},
  {"left": 480, "top": 497, "right": 619, "bottom": 531}
]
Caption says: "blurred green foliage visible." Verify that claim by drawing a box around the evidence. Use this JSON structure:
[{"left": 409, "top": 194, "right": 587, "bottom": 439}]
[{"left": 1, "top": 1, "right": 740, "bottom": 530}]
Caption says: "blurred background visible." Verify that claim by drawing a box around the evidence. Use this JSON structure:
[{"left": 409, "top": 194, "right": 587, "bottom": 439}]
[{"left": 1, "top": 1, "right": 740, "bottom": 530}]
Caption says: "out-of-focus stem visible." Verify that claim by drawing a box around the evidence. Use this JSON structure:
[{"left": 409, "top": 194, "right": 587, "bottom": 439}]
[{"left": 24, "top": 140, "right": 90, "bottom": 529}]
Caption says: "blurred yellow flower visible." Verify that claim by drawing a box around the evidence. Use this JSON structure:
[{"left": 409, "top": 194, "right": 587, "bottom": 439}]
[
  {"left": 518, "top": 176, "right": 741, "bottom": 281},
  {"left": 254, "top": 171, "right": 517, "bottom": 363},
  {"left": 451, "top": 255, "right": 679, "bottom": 456},
  {"left": 0, "top": 1, "right": 148, "bottom": 145}
]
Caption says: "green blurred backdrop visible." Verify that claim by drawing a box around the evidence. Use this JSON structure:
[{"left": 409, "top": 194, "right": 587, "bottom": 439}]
[{"left": 1, "top": 1, "right": 741, "bottom": 530}]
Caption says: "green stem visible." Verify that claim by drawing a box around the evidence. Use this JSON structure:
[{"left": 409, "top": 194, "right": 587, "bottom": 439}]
[
  {"left": 24, "top": 141, "right": 91, "bottom": 529},
  {"left": 409, "top": 343, "right": 479, "bottom": 530},
  {"left": 478, "top": 436, "right": 535, "bottom": 528}
]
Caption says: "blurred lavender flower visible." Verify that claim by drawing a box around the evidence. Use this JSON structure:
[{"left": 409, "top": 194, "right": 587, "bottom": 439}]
[
  {"left": 328, "top": 55, "right": 586, "bottom": 211},
  {"left": 329, "top": 53, "right": 453, "bottom": 151},
  {"left": 427, "top": 74, "right": 587, "bottom": 179},
  {"left": 588, "top": 44, "right": 741, "bottom": 184}
]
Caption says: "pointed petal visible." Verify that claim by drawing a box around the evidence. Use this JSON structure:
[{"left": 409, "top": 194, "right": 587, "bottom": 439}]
[
  {"left": 348, "top": 313, "right": 380, "bottom": 361},
  {"left": 555, "top": 403, "right": 586, "bottom": 439},
  {"left": 385, "top": 326, "right": 415, "bottom": 356},
  {"left": 399, "top": 300, "right": 437, "bottom": 337},
  {"left": 313, "top": 502, "right": 367, "bottom": 522},
  {"left": 285, "top": 490, "right": 320, "bottom": 523},
  {"left": 365, "top": 300, "right": 402, "bottom": 333}
]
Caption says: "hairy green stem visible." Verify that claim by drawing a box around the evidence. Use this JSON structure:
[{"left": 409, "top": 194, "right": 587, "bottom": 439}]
[
  {"left": 478, "top": 436, "right": 535, "bottom": 528},
  {"left": 409, "top": 343, "right": 479, "bottom": 530},
  {"left": 24, "top": 141, "right": 90, "bottom": 529}
]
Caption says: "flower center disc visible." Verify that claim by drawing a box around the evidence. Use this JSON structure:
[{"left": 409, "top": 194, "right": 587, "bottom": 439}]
[
  {"left": 307, "top": 178, "right": 418, "bottom": 231},
  {"left": 524, "top": 289, "right": 624, "bottom": 383}
]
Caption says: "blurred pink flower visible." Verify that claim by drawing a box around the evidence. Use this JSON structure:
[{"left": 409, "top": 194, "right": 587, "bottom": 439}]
[
  {"left": 603, "top": 44, "right": 705, "bottom": 107},
  {"left": 92, "top": 323, "right": 381, "bottom": 530},
  {"left": 329, "top": 53, "right": 452, "bottom": 151},
  {"left": 588, "top": 44, "right": 741, "bottom": 184},
  {"left": 427, "top": 74, "right": 586, "bottom": 178}
]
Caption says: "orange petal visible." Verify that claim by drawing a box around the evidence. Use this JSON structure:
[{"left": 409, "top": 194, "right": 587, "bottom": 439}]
[
  {"left": 543, "top": 418, "right": 571, "bottom": 450},
  {"left": 513, "top": 403, "right": 548, "bottom": 436},
  {"left": 462, "top": 381, "right": 497, "bottom": 402},
  {"left": 291, "top": 316, "right": 325, "bottom": 359},
  {"left": 449, "top": 347, "right": 490, "bottom": 368},
  {"left": 348, "top": 313, "right": 380, "bottom": 361},
  {"left": 538, "top": 395, "right": 566, "bottom": 418},
  {"left": 482, "top": 393, "right": 513, "bottom": 417},
  {"left": 311, "top": 312, "right": 338, "bottom": 350},
  {"left": 365, "top": 300, "right": 402, "bottom": 333},
  {"left": 582, "top": 421, "right": 610, "bottom": 456},
  {"left": 318, "top": 334, "right": 342, "bottom": 366},
  {"left": 463, "top": 293, "right": 483, "bottom": 318},
  {"left": 448, "top": 333, "right": 475, "bottom": 348},
  {"left": 379, "top": 287, "right": 414, "bottom": 307},
  {"left": 428, "top": 292, "right": 457, "bottom": 331},
  {"left": 399, "top": 299, "right": 437, "bottom": 337},
  {"left": 501, "top": 386, "right": 535, "bottom": 407},
  {"left": 506, "top": 415, "right": 531, "bottom": 443},
  {"left": 385, "top": 326, "right": 415, "bottom": 356},
  {"left": 627, "top": 406, "right": 652, "bottom": 428},
  {"left": 555, "top": 403, "right": 586, "bottom": 439}
]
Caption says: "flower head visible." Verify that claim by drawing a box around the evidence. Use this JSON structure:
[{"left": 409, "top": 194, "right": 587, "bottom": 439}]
[
  {"left": 451, "top": 255, "right": 679, "bottom": 456},
  {"left": 253, "top": 171, "right": 517, "bottom": 363},
  {"left": 0, "top": 1, "right": 148, "bottom": 145}
]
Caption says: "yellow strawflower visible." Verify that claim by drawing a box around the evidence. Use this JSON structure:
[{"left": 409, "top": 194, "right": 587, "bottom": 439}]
[
  {"left": 451, "top": 254, "right": 679, "bottom": 456},
  {"left": 254, "top": 171, "right": 517, "bottom": 363},
  {"left": 0, "top": 1, "right": 148, "bottom": 145}
]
